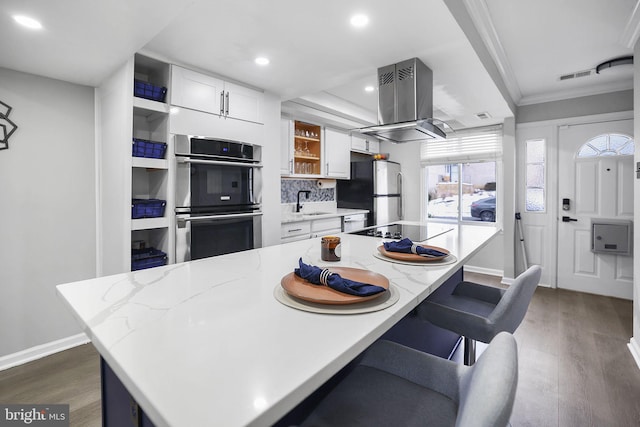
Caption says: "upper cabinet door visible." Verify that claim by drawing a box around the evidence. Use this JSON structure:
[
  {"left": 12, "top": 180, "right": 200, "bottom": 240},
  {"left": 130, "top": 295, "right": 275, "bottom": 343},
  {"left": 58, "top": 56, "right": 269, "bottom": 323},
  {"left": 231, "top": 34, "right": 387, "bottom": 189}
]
[
  {"left": 351, "top": 134, "right": 380, "bottom": 154},
  {"left": 224, "top": 81, "right": 263, "bottom": 124},
  {"left": 280, "top": 119, "right": 293, "bottom": 175},
  {"left": 171, "top": 65, "right": 264, "bottom": 124},
  {"left": 351, "top": 134, "right": 368, "bottom": 152},
  {"left": 324, "top": 128, "right": 350, "bottom": 179},
  {"left": 171, "top": 65, "right": 224, "bottom": 115}
]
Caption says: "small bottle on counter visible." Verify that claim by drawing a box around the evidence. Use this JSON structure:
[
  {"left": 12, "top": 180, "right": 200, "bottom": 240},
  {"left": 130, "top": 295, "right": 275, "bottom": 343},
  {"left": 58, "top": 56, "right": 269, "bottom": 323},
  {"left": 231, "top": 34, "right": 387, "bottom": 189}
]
[{"left": 321, "top": 236, "right": 341, "bottom": 261}]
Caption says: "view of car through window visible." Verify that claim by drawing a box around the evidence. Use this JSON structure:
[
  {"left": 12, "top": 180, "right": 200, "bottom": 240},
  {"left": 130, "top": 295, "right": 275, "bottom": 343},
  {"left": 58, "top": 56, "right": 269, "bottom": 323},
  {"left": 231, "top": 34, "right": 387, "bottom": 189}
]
[{"left": 426, "top": 162, "right": 496, "bottom": 222}]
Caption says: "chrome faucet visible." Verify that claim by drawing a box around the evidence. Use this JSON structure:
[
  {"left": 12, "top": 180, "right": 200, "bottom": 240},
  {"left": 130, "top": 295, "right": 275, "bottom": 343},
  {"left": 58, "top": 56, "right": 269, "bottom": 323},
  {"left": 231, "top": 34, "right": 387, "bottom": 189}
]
[{"left": 296, "top": 190, "right": 311, "bottom": 212}]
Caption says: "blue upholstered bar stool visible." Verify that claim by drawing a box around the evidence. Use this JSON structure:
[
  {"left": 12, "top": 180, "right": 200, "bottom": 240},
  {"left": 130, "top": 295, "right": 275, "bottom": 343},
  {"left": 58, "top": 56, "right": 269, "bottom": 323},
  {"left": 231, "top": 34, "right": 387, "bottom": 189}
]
[
  {"left": 300, "top": 332, "right": 518, "bottom": 427},
  {"left": 419, "top": 265, "right": 542, "bottom": 365}
]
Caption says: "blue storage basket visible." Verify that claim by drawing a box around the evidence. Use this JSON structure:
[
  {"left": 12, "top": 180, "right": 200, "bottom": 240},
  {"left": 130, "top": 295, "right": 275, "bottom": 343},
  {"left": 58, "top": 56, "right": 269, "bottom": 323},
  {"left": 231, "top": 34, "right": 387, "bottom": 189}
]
[
  {"left": 132, "top": 138, "right": 167, "bottom": 159},
  {"left": 132, "top": 199, "right": 166, "bottom": 219},
  {"left": 134, "top": 80, "right": 167, "bottom": 102},
  {"left": 131, "top": 248, "right": 167, "bottom": 271}
]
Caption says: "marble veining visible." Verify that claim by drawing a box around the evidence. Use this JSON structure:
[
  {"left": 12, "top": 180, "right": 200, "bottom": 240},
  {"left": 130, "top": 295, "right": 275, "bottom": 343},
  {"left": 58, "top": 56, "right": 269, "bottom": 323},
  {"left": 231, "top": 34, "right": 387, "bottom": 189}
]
[
  {"left": 281, "top": 178, "right": 335, "bottom": 203},
  {"left": 56, "top": 222, "right": 499, "bottom": 427}
]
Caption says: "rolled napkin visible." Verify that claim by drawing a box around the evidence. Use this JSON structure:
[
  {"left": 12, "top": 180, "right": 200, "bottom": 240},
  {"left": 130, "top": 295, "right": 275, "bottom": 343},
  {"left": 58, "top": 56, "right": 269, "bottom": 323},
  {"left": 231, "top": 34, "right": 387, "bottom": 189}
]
[
  {"left": 383, "top": 238, "right": 448, "bottom": 258},
  {"left": 294, "top": 258, "right": 386, "bottom": 297}
]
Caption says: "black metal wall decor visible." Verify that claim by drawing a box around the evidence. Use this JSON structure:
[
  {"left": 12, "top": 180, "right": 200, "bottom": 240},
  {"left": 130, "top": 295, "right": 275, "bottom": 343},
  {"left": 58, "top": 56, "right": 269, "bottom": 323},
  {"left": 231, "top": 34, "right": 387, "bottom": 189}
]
[{"left": 0, "top": 100, "right": 18, "bottom": 150}]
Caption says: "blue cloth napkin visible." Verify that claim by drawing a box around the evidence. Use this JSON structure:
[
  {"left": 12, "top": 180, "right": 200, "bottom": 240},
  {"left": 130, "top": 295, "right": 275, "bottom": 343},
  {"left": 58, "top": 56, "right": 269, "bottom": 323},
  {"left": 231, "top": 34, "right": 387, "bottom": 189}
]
[
  {"left": 383, "top": 238, "right": 448, "bottom": 258},
  {"left": 294, "top": 258, "right": 386, "bottom": 297}
]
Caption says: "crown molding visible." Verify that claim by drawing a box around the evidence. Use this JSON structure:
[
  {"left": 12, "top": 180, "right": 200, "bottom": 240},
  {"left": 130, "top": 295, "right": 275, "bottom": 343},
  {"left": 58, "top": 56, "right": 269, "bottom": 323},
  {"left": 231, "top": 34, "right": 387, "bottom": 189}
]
[
  {"left": 463, "top": 0, "right": 522, "bottom": 104},
  {"left": 619, "top": 0, "right": 640, "bottom": 48}
]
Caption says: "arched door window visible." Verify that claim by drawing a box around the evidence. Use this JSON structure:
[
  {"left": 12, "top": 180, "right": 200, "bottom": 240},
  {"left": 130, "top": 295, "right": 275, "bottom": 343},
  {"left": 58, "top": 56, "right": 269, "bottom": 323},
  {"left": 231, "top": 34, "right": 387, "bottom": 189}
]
[{"left": 577, "top": 133, "right": 634, "bottom": 158}]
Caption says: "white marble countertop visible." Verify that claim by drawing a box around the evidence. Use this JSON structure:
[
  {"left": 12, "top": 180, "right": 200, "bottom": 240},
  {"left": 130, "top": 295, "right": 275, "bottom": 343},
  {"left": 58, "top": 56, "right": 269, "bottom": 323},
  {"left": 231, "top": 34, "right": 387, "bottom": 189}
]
[
  {"left": 281, "top": 208, "right": 369, "bottom": 223},
  {"left": 57, "top": 222, "right": 499, "bottom": 427}
]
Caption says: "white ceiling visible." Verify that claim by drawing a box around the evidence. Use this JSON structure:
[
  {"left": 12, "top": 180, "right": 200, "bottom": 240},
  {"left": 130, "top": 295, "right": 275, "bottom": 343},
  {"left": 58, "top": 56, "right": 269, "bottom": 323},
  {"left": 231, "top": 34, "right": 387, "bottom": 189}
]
[{"left": 1, "top": 0, "right": 638, "bottom": 129}]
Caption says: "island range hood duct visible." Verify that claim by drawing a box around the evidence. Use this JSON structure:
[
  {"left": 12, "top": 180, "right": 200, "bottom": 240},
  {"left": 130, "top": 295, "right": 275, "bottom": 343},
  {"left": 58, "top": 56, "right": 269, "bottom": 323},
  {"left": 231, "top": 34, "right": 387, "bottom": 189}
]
[{"left": 359, "top": 58, "right": 446, "bottom": 143}]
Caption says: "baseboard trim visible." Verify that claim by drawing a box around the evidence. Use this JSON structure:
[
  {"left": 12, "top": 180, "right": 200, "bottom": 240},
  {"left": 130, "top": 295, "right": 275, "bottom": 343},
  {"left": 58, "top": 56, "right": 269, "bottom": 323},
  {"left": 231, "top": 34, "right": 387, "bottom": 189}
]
[
  {"left": 629, "top": 337, "right": 640, "bottom": 371},
  {"left": 464, "top": 265, "right": 503, "bottom": 278},
  {"left": 0, "top": 333, "right": 90, "bottom": 372}
]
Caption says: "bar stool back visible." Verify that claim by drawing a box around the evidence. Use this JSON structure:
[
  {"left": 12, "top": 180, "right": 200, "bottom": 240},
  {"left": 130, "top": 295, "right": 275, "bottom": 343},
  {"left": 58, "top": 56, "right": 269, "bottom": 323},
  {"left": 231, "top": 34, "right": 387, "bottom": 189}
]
[
  {"left": 419, "top": 265, "right": 542, "bottom": 364},
  {"left": 299, "top": 332, "right": 518, "bottom": 427}
]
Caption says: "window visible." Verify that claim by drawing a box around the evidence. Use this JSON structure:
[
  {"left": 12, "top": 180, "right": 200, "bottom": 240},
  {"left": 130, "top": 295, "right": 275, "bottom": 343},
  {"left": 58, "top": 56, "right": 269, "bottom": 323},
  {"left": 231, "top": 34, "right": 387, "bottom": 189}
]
[
  {"left": 525, "top": 139, "right": 545, "bottom": 212},
  {"left": 425, "top": 162, "right": 497, "bottom": 222},
  {"left": 421, "top": 125, "right": 502, "bottom": 223},
  {"left": 577, "top": 133, "right": 633, "bottom": 158}
]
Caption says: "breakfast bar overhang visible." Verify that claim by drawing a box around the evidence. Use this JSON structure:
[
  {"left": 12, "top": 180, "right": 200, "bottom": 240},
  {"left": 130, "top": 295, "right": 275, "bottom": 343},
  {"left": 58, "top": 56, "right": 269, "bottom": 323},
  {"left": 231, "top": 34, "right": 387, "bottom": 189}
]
[{"left": 57, "top": 222, "right": 499, "bottom": 427}]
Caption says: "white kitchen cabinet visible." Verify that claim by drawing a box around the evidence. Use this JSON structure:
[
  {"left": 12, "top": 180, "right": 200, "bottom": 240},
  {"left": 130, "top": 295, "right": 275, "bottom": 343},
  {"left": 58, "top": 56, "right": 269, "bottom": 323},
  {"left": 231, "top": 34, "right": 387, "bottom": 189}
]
[
  {"left": 281, "top": 221, "right": 311, "bottom": 243},
  {"left": 351, "top": 134, "right": 380, "bottom": 154},
  {"left": 281, "top": 119, "right": 323, "bottom": 177},
  {"left": 324, "top": 128, "right": 350, "bottom": 179},
  {"left": 281, "top": 217, "right": 342, "bottom": 242},
  {"left": 281, "top": 120, "right": 350, "bottom": 179},
  {"left": 224, "top": 80, "right": 264, "bottom": 124},
  {"left": 171, "top": 65, "right": 263, "bottom": 124},
  {"left": 280, "top": 118, "right": 294, "bottom": 175},
  {"left": 310, "top": 217, "right": 342, "bottom": 238}
]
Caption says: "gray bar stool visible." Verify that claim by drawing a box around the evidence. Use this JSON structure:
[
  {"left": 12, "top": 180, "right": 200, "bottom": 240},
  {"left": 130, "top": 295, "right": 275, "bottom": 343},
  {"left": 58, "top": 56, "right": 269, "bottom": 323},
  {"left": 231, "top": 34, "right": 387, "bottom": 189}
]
[
  {"left": 419, "top": 265, "right": 542, "bottom": 365},
  {"left": 300, "top": 332, "right": 518, "bottom": 427}
]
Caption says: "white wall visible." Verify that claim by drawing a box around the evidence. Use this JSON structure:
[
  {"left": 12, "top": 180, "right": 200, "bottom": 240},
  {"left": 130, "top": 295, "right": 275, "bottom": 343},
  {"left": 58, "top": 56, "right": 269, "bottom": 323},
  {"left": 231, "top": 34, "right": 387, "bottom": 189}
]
[
  {"left": 261, "top": 91, "right": 283, "bottom": 247},
  {"left": 0, "top": 68, "right": 96, "bottom": 358},
  {"left": 630, "top": 41, "right": 640, "bottom": 368}
]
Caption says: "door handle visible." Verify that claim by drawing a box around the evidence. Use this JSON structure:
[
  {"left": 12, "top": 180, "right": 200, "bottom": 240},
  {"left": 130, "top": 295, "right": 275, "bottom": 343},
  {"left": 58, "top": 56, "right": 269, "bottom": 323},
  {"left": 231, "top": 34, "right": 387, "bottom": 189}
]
[{"left": 562, "top": 216, "right": 578, "bottom": 222}]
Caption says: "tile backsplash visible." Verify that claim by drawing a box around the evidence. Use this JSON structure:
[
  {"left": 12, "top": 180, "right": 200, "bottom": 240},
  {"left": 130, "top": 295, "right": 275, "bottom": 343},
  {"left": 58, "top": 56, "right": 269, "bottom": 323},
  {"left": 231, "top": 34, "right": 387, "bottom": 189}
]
[{"left": 281, "top": 179, "right": 335, "bottom": 203}]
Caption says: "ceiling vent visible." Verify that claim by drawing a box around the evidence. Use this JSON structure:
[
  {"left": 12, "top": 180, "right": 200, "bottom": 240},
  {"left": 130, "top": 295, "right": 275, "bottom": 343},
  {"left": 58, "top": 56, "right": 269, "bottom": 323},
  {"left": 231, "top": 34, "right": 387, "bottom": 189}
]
[
  {"left": 559, "top": 69, "right": 594, "bottom": 81},
  {"left": 475, "top": 111, "right": 491, "bottom": 120}
]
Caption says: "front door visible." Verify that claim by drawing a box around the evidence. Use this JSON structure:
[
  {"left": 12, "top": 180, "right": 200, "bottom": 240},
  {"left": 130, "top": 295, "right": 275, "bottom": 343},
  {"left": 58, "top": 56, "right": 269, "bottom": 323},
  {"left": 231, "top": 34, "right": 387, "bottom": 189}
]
[{"left": 557, "top": 120, "right": 634, "bottom": 299}]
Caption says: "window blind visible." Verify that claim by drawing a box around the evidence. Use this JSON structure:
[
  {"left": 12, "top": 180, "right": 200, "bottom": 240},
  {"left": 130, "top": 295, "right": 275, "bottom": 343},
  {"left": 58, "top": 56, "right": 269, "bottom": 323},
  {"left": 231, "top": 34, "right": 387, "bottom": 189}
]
[{"left": 420, "top": 124, "right": 503, "bottom": 165}]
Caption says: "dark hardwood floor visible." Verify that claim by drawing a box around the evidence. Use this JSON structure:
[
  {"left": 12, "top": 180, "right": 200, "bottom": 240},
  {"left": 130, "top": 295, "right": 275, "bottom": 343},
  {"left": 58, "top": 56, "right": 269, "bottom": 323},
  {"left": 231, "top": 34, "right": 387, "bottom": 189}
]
[
  {"left": 1, "top": 273, "right": 638, "bottom": 426},
  {"left": 0, "top": 342, "right": 101, "bottom": 427},
  {"left": 465, "top": 272, "right": 640, "bottom": 427}
]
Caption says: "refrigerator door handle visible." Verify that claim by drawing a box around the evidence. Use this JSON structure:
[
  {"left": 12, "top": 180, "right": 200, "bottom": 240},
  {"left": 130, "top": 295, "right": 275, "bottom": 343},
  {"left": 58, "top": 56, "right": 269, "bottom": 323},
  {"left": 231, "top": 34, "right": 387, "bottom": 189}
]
[{"left": 397, "top": 172, "right": 403, "bottom": 219}]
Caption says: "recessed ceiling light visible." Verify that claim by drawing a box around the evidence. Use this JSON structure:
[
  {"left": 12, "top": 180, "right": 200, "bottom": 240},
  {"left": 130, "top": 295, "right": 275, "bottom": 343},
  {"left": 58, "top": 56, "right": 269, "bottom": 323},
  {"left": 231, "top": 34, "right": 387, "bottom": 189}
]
[
  {"left": 365, "top": 86, "right": 375, "bottom": 92},
  {"left": 350, "top": 14, "right": 369, "bottom": 28},
  {"left": 13, "top": 15, "right": 42, "bottom": 30},
  {"left": 255, "top": 57, "right": 270, "bottom": 66}
]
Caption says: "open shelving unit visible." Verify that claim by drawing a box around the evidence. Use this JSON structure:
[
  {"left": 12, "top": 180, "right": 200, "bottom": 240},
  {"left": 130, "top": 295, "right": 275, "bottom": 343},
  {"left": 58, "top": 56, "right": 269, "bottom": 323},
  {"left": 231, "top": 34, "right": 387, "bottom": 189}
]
[
  {"left": 130, "top": 54, "right": 173, "bottom": 269},
  {"left": 293, "top": 120, "right": 322, "bottom": 175}
]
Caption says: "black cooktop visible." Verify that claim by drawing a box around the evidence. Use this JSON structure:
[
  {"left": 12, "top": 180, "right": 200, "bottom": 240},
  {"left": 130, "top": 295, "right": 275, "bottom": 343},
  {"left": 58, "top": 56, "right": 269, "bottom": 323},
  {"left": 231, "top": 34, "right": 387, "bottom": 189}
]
[
  {"left": 350, "top": 223, "right": 454, "bottom": 242},
  {"left": 350, "top": 223, "right": 428, "bottom": 241}
]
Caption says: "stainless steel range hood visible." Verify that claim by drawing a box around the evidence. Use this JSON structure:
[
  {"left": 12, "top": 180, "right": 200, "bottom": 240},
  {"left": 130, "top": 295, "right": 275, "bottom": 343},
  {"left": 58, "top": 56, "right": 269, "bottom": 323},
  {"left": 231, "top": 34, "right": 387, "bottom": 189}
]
[{"left": 359, "top": 58, "right": 446, "bottom": 143}]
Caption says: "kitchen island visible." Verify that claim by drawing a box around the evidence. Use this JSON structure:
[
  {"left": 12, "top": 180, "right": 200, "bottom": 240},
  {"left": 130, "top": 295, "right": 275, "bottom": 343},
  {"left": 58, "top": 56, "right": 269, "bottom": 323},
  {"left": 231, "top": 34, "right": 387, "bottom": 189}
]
[{"left": 57, "top": 222, "right": 499, "bottom": 427}]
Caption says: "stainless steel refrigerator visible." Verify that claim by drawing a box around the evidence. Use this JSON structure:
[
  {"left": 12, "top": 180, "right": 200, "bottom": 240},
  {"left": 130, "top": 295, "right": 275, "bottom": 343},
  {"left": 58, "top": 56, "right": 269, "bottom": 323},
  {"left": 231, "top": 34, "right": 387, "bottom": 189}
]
[{"left": 337, "top": 160, "right": 402, "bottom": 227}]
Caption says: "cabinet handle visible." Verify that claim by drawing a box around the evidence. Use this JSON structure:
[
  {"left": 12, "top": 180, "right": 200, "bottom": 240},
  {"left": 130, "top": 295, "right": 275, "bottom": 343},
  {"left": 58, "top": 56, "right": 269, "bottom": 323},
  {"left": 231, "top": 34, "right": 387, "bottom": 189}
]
[
  {"left": 397, "top": 172, "right": 403, "bottom": 219},
  {"left": 225, "top": 91, "right": 230, "bottom": 115},
  {"left": 289, "top": 159, "right": 293, "bottom": 174},
  {"left": 288, "top": 228, "right": 302, "bottom": 232},
  {"left": 220, "top": 91, "right": 225, "bottom": 115}
]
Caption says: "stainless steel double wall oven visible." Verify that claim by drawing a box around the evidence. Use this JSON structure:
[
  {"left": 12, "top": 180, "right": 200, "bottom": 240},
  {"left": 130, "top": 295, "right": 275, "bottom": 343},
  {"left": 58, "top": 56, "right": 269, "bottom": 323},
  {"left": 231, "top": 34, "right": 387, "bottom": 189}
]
[{"left": 175, "top": 135, "right": 262, "bottom": 262}]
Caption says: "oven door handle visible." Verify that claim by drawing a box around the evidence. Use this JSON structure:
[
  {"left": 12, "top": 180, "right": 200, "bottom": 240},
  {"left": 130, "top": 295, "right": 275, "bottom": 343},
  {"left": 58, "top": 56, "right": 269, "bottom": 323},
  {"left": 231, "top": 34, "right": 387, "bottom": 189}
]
[
  {"left": 177, "top": 211, "right": 263, "bottom": 226},
  {"left": 176, "top": 157, "right": 263, "bottom": 168}
]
